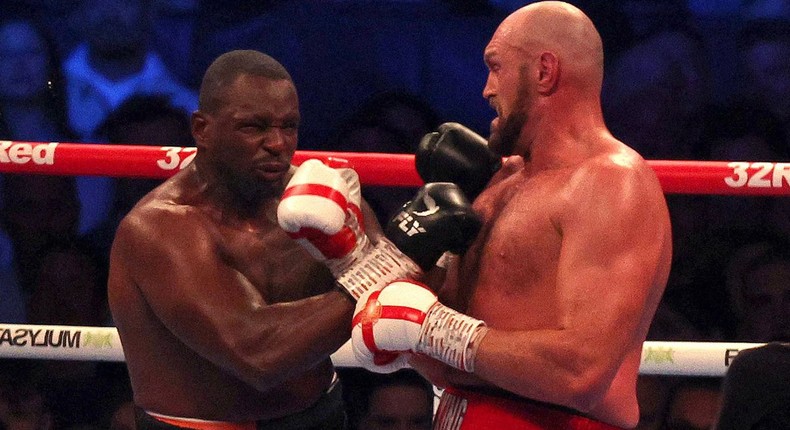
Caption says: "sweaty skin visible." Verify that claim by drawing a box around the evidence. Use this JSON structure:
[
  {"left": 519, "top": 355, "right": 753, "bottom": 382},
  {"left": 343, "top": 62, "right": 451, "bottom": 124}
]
[
  {"left": 108, "top": 67, "right": 378, "bottom": 421},
  {"left": 411, "top": 3, "right": 672, "bottom": 428}
]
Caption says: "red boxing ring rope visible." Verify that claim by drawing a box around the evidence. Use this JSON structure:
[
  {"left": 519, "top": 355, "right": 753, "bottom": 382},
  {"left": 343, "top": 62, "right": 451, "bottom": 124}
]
[
  {"left": 1, "top": 141, "right": 790, "bottom": 195},
  {"left": 0, "top": 142, "right": 782, "bottom": 377}
]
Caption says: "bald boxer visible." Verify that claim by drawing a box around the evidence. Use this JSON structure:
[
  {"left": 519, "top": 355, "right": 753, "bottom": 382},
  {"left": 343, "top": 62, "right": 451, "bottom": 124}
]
[
  {"left": 351, "top": 2, "right": 672, "bottom": 429},
  {"left": 107, "top": 50, "right": 378, "bottom": 429}
]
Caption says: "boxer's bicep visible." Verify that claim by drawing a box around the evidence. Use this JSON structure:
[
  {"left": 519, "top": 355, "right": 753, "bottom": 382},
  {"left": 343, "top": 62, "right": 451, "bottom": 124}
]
[
  {"left": 119, "top": 211, "right": 259, "bottom": 352},
  {"left": 557, "top": 163, "right": 669, "bottom": 358}
]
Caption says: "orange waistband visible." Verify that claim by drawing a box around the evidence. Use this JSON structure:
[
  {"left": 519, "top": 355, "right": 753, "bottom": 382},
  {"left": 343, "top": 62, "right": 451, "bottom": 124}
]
[
  {"left": 147, "top": 412, "right": 256, "bottom": 430},
  {"left": 437, "top": 388, "right": 626, "bottom": 430}
]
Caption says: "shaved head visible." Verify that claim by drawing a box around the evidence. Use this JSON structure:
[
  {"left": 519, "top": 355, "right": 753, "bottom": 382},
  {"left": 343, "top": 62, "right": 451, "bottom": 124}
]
[
  {"left": 198, "top": 50, "right": 294, "bottom": 114},
  {"left": 482, "top": 1, "right": 607, "bottom": 157},
  {"left": 497, "top": 1, "right": 604, "bottom": 92}
]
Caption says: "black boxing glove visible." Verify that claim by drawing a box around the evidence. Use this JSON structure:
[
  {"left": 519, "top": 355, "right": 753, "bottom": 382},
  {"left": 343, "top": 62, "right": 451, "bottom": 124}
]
[
  {"left": 384, "top": 182, "right": 482, "bottom": 271},
  {"left": 416, "top": 122, "right": 502, "bottom": 201}
]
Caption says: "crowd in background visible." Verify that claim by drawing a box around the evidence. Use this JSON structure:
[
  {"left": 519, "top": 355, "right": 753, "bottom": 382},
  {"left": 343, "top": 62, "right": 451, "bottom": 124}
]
[{"left": 0, "top": 0, "right": 789, "bottom": 429}]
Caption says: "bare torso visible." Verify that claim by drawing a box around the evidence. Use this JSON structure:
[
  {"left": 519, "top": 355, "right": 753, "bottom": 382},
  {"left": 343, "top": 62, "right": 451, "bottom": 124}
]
[
  {"left": 444, "top": 146, "right": 672, "bottom": 427},
  {"left": 108, "top": 168, "right": 348, "bottom": 420}
]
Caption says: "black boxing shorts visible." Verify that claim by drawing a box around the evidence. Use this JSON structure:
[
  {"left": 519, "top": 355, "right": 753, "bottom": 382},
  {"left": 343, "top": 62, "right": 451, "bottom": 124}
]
[
  {"left": 135, "top": 375, "right": 346, "bottom": 430},
  {"left": 433, "top": 387, "right": 626, "bottom": 430}
]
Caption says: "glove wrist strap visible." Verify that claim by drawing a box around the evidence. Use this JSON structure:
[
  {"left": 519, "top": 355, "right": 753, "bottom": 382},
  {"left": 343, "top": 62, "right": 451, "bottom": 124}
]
[
  {"left": 325, "top": 209, "right": 370, "bottom": 276},
  {"left": 336, "top": 238, "right": 422, "bottom": 300},
  {"left": 416, "top": 303, "right": 486, "bottom": 372}
]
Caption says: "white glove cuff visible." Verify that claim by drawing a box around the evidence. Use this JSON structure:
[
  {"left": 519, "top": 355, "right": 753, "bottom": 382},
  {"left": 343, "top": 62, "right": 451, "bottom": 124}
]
[
  {"left": 336, "top": 238, "right": 422, "bottom": 300},
  {"left": 415, "top": 303, "right": 486, "bottom": 372}
]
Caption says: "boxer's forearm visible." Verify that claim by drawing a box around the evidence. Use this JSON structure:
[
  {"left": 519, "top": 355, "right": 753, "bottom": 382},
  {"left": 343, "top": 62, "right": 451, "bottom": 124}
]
[{"left": 218, "top": 289, "right": 354, "bottom": 392}]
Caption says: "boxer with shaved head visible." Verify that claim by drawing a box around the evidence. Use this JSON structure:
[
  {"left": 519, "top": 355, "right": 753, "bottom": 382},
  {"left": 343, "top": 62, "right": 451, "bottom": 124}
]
[{"left": 350, "top": 3, "right": 672, "bottom": 429}]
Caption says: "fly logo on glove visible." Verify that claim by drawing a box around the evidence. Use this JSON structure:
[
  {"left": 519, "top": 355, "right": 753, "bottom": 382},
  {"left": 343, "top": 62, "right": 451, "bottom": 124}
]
[
  {"left": 384, "top": 183, "right": 482, "bottom": 271},
  {"left": 394, "top": 212, "right": 427, "bottom": 237},
  {"left": 393, "top": 192, "right": 439, "bottom": 236}
]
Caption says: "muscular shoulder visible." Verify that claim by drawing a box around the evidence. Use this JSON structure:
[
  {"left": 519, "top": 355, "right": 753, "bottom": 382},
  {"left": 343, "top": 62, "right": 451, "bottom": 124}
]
[
  {"left": 555, "top": 147, "right": 667, "bottom": 234},
  {"left": 569, "top": 146, "right": 659, "bottom": 199},
  {"left": 114, "top": 190, "right": 214, "bottom": 265}
]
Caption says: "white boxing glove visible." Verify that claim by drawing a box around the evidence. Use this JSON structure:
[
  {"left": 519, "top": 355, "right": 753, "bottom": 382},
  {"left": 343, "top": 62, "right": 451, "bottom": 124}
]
[
  {"left": 351, "top": 281, "right": 487, "bottom": 372},
  {"left": 278, "top": 158, "right": 367, "bottom": 271},
  {"left": 278, "top": 159, "right": 421, "bottom": 300}
]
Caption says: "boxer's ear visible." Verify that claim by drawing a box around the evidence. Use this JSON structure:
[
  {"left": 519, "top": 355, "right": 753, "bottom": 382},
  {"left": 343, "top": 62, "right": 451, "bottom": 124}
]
[
  {"left": 537, "top": 51, "right": 559, "bottom": 95},
  {"left": 191, "top": 111, "right": 209, "bottom": 147}
]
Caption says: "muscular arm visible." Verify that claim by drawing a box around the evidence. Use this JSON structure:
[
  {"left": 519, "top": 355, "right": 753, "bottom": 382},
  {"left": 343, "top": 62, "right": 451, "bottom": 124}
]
[
  {"left": 112, "top": 207, "right": 354, "bottom": 393},
  {"left": 464, "top": 160, "right": 671, "bottom": 411}
]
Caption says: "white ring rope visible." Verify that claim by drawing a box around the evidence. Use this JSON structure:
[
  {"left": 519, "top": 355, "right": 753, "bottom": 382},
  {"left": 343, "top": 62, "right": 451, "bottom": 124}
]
[{"left": 0, "top": 324, "right": 763, "bottom": 377}]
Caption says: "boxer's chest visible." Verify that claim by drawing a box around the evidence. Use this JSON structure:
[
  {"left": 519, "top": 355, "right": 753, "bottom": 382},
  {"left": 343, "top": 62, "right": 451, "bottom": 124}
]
[
  {"left": 215, "top": 222, "right": 334, "bottom": 303},
  {"left": 461, "top": 171, "right": 569, "bottom": 324},
  {"left": 473, "top": 169, "right": 566, "bottom": 261}
]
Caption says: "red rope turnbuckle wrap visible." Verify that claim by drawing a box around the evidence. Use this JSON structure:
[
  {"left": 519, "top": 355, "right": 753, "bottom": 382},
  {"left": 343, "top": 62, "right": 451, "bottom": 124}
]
[{"left": 1, "top": 141, "right": 789, "bottom": 195}]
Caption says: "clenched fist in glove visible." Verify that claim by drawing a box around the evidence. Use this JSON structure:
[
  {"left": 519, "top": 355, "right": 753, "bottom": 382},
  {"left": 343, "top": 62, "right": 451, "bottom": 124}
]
[
  {"left": 385, "top": 182, "right": 482, "bottom": 271},
  {"left": 278, "top": 159, "right": 421, "bottom": 300},
  {"left": 351, "top": 280, "right": 488, "bottom": 373},
  {"left": 416, "top": 122, "right": 502, "bottom": 201},
  {"left": 277, "top": 158, "right": 367, "bottom": 271}
]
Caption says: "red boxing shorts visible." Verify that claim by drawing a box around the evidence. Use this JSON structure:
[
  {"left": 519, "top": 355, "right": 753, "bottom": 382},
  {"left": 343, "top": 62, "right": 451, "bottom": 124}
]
[{"left": 434, "top": 388, "right": 626, "bottom": 430}]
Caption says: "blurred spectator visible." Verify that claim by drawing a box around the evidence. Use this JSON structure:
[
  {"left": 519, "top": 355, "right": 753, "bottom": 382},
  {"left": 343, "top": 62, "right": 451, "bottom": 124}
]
[
  {"left": 0, "top": 17, "right": 75, "bottom": 142},
  {"left": 63, "top": 0, "right": 197, "bottom": 234},
  {"left": 661, "top": 192, "right": 713, "bottom": 307},
  {"left": 581, "top": 0, "right": 701, "bottom": 74},
  {"left": 700, "top": 102, "right": 787, "bottom": 242},
  {"left": 635, "top": 375, "right": 674, "bottom": 430},
  {"left": 190, "top": 1, "right": 287, "bottom": 85},
  {"left": 6, "top": 0, "right": 83, "bottom": 56},
  {"left": 663, "top": 228, "right": 782, "bottom": 340},
  {"left": 646, "top": 301, "right": 709, "bottom": 341},
  {"left": 108, "top": 400, "right": 135, "bottom": 430},
  {"left": 23, "top": 238, "right": 129, "bottom": 429},
  {"left": 26, "top": 239, "right": 109, "bottom": 327},
  {"left": 742, "top": 0, "right": 790, "bottom": 21},
  {"left": 715, "top": 342, "right": 790, "bottom": 430},
  {"left": 339, "top": 368, "right": 435, "bottom": 430},
  {"left": 328, "top": 90, "right": 441, "bottom": 224},
  {"left": 0, "top": 227, "right": 22, "bottom": 323},
  {"left": 618, "top": 0, "right": 697, "bottom": 43},
  {"left": 724, "top": 235, "right": 790, "bottom": 342},
  {"left": 63, "top": 0, "right": 196, "bottom": 142},
  {"left": 85, "top": 94, "right": 193, "bottom": 256},
  {"left": 765, "top": 195, "right": 790, "bottom": 242},
  {"left": 703, "top": 101, "right": 788, "bottom": 161},
  {"left": 149, "top": 0, "right": 199, "bottom": 86},
  {"left": 0, "top": 174, "right": 80, "bottom": 304},
  {"left": 0, "top": 359, "right": 52, "bottom": 430},
  {"left": 736, "top": 19, "right": 790, "bottom": 151},
  {"left": 329, "top": 90, "right": 441, "bottom": 154},
  {"left": 0, "top": 14, "right": 109, "bottom": 238},
  {"left": 663, "top": 377, "right": 723, "bottom": 430},
  {"left": 603, "top": 28, "right": 712, "bottom": 160}
]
